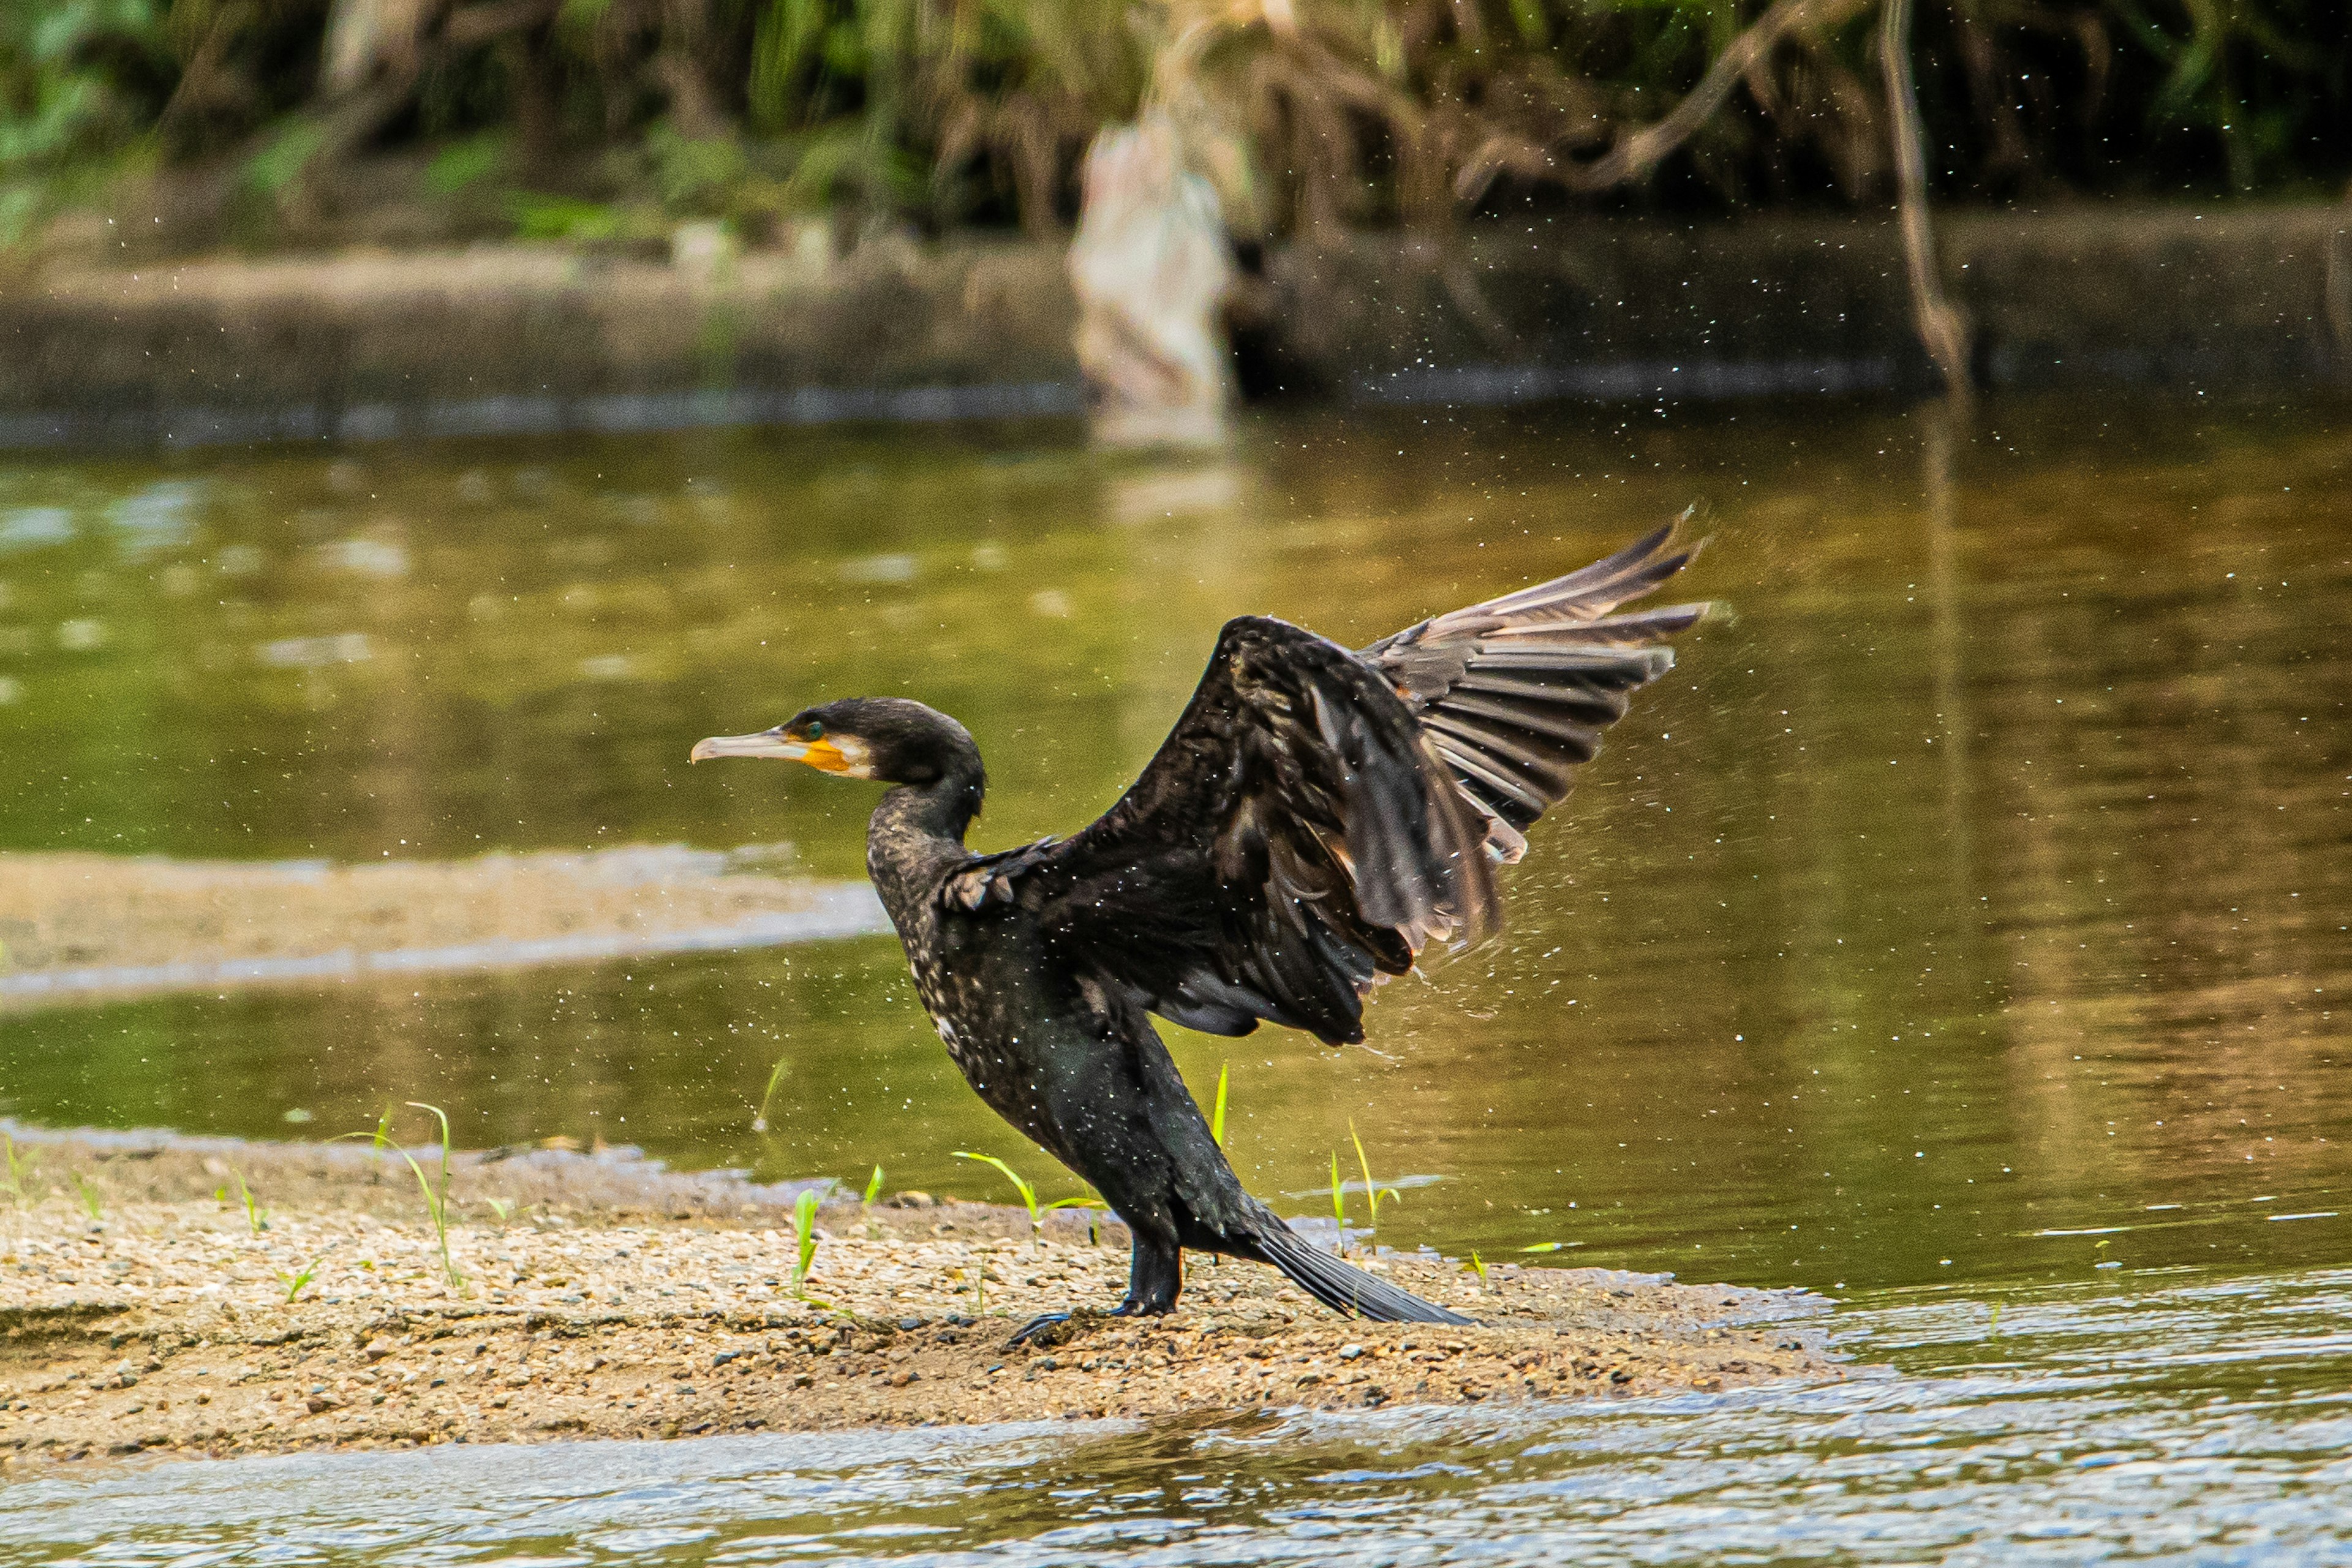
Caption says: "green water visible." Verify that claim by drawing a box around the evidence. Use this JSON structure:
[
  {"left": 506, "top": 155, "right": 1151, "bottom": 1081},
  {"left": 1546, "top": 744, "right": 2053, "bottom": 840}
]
[{"left": 0, "top": 398, "right": 2346, "bottom": 1309}]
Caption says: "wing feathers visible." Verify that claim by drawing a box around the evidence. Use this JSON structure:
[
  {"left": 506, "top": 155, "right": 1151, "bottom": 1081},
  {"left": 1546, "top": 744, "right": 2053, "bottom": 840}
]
[
  {"left": 1368, "top": 519, "right": 1709, "bottom": 859},
  {"left": 936, "top": 526, "right": 1703, "bottom": 1050}
]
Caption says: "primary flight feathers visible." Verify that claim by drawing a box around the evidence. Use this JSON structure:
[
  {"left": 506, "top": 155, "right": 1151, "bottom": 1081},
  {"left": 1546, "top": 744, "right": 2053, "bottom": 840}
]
[{"left": 941, "top": 520, "right": 1709, "bottom": 1047}]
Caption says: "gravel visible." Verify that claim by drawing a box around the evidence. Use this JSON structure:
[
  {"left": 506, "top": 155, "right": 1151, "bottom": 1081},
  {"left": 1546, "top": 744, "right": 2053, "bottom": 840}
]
[{"left": 0, "top": 1126, "right": 1846, "bottom": 1471}]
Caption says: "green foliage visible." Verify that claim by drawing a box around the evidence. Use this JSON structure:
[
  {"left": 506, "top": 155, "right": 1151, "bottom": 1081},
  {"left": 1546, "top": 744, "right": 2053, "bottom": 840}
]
[
  {"left": 241, "top": 116, "right": 323, "bottom": 196},
  {"left": 0, "top": 0, "right": 2345, "bottom": 251},
  {"left": 69, "top": 1170, "right": 103, "bottom": 1220},
  {"left": 648, "top": 124, "right": 748, "bottom": 214},
  {"left": 506, "top": 192, "right": 626, "bottom": 241},
  {"left": 862, "top": 1164, "right": 885, "bottom": 1205},
  {"left": 0, "top": 0, "right": 166, "bottom": 176},
  {"left": 1210, "top": 1061, "right": 1229, "bottom": 1147},
  {"left": 426, "top": 132, "right": 509, "bottom": 197}
]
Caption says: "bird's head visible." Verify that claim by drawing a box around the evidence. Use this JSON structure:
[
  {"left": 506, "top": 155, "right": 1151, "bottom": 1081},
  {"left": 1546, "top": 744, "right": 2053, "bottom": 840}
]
[{"left": 690, "top": 697, "right": 982, "bottom": 797}]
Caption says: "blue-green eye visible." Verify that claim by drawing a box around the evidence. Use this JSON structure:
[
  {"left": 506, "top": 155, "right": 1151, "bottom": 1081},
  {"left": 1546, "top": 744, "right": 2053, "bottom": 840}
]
[{"left": 805, "top": 720, "right": 826, "bottom": 739}]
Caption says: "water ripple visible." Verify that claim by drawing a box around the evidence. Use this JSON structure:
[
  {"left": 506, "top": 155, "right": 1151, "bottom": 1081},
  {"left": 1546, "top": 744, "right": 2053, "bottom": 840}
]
[{"left": 6, "top": 1270, "right": 2351, "bottom": 1565}]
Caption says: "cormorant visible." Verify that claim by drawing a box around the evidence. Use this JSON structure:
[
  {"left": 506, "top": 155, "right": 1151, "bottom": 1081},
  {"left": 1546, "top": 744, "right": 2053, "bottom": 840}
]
[{"left": 693, "top": 523, "right": 1706, "bottom": 1327}]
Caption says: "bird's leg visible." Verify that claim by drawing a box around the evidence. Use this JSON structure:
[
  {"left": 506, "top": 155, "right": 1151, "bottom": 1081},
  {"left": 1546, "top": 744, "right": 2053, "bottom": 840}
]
[
  {"left": 1003, "top": 1227, "right": 1183, "bottom": 1346},
  {"left": 1110, "top": 1230, "right": 1183, "bottom": 1316}
]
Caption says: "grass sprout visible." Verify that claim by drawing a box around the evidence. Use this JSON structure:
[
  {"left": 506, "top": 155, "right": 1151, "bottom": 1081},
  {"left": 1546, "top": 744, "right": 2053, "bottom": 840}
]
[
  {"left": 790, "top": 1188, "right": 834, "bottom": 1307},
  {"left": 343, "top": 1102, "right": 464, "bottom": 1292},
  {"left": 955, "top": 1150, "right": 1038, "bottom": 1219},
  {"left": 2, "top": 1135, "right": 34, "bottom": 1208},
  {"left": 952, "top": 1151, "right": 1100, "bottom": 1245},
  {"left": 1329, "top": 1151, "right": 1347, "bottom": 1255},
  {"left": 1468, "top": 1250, "right": 1490, "bottom": 1289},
  {"left": 69, "top": 1172, "right": 102, "bottom": 1221},
  {"left": 1348, "top": 1121, "right": 1403, "bottom": 1231},
  {"left": 482, "top": 1197, "right": 516, "bottom": 1223},
  {"left": 862, "top": 1165, "right": 885, "bottom": 1205},
  {"left": 1211, "top": 1062, "right": 1230, "bottom": 1147},
  {"left": 216, "top": 1168, "right": 269, "bottom": 1234},
  {"left": 274, "top": 1254, "right": 325, "bottom": 1303}
]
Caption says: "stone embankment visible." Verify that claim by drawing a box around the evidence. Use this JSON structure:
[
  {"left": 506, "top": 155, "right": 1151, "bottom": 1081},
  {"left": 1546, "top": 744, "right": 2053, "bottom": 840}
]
[
  {"left": 1, "top": 203, "right": 2343, "bottom": 451},
  {"left": 0, "top": 1125, "right": 1842, "bottom": 1469}
]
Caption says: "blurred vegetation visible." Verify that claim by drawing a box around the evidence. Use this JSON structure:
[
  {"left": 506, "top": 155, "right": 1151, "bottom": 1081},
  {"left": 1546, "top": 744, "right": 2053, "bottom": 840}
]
[{"left": 0, "top": 0, "right": 2345, "bottom": 251}]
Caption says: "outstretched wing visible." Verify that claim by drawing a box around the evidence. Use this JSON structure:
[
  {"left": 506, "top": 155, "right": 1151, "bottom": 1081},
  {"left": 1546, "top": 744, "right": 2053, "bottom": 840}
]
[
  {"left": 943, "top": 616, "right": 1495, "bottom": 1046},
  {"left": 1363, "top": 520, "right": 1706, "bottom": 863},
  {"left": 941, "top": 522, "right": 1707, "bottom": 1047}
]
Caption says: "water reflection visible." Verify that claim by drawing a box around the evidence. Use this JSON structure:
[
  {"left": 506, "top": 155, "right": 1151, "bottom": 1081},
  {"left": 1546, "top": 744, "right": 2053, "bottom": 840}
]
[{"left": 0, "top": 398, "right": 2345, "bottom": 1300}]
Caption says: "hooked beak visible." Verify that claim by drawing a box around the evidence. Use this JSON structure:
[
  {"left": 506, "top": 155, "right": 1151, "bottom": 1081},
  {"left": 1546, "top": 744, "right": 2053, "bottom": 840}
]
[{"left": 689, "top": 729, "right": 854, "bottom": 772}]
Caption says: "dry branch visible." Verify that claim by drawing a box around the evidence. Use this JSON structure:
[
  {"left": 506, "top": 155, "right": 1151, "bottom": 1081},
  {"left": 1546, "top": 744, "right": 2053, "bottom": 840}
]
[
  {"left": 1454, "top": 0, "right": 1875, "bottom": 204},
  {"left": 1880, "top": 0, "right": 1974, "bottom": 407}
]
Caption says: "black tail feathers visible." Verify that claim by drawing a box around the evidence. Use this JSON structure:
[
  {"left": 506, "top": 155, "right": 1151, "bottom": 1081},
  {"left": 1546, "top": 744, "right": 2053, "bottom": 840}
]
[{"left": 1251, "top": 1220, "right": 1476, "bottom": 1325}]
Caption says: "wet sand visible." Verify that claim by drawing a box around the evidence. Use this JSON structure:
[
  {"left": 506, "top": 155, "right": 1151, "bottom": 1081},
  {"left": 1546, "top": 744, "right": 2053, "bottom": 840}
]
[
  {"left": 0, "top": 847, "right": 886, "bottom": 1005},
  {"left": 0, "top": 1126, "right": 1845, "bottom": 1469}
]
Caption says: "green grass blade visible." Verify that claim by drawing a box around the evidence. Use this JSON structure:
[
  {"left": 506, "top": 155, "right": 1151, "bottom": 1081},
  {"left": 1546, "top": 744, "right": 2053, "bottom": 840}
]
[
  {"left": 1348, "top": 1120, "right": 1393, "bottom": 1225},
  {"left": 793, "top": 1188, "right": 820, "bottom": 1291},
  {"left": 952, "top": 1151, "right": 1038, "bottom": 1226},
  {"left": 1329, "top": 1150, "right": 1346, "bottom": 1254},
  {"left": 1211, "top": 1062, "right": 1229, "bottom": 1147}
]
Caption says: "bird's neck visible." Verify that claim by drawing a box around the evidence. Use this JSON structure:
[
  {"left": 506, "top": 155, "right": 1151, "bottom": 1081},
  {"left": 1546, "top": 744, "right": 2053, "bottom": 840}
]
[{"left": 866, "top": 771, "right": 985, "bottom": 896}]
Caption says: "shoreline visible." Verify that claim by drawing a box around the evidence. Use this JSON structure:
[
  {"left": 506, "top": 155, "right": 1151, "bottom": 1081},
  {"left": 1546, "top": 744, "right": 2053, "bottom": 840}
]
[
  {"left": 0, "top": 847, "right": 889, "bottom": 1009},
  {"left": 0, "top": 1125, "right": 1845, "bottom": 1470}
]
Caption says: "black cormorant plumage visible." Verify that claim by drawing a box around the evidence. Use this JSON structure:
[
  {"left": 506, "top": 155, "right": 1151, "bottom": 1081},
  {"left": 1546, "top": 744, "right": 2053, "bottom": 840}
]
[{"left": 693, "top": 522, "right": 1706, "bottom": 1327}]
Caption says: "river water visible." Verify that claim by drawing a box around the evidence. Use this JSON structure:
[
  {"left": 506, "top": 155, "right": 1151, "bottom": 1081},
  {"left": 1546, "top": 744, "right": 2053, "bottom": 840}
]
[{"left": 0, "top": 394, "right": 2346, "bottom": 1558}]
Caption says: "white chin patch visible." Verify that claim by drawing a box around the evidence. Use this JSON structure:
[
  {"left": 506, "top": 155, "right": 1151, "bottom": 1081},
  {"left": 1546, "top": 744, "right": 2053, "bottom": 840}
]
[{"left": 834, "top": 735, "right": 876, "bottom": 778}]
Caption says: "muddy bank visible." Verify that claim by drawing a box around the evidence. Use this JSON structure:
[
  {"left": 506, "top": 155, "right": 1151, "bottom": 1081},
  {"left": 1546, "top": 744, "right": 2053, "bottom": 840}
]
[
  {"left": 0, "top": 846, "right": 887, "bottom": 1006},
  {"left": 0, "top": 1126, "right": 1842, "bottom": 1469},
  {"left": 2, "top": 203, "right": 2345, "bottom": 451}
]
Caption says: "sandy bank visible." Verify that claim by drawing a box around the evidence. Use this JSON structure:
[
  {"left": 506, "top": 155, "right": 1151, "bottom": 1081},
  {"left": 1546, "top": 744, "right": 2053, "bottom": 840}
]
[
  {"left": 0, "top": 846, "right": 887, "bottom": 1006},
  {"left": 0, "top": 1126, "right": 1843, "bottom": 1469}
]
